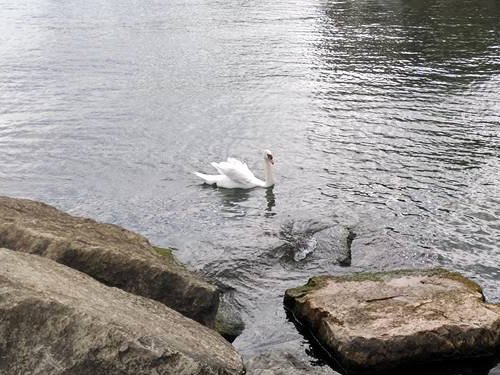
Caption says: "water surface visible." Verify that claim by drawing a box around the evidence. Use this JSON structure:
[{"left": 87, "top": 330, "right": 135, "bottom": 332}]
[{"left": 1, "top": 0, "right": 499, "bottom": 373}]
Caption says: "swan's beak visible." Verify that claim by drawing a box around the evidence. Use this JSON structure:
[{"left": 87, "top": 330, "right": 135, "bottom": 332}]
[{"left": 266, "top": 152, "right": 275, "bottom": 165}]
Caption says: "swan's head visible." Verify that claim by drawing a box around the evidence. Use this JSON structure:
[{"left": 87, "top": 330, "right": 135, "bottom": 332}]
[{"left": 263, "top": 149, "right": 274, "bottom": 165}]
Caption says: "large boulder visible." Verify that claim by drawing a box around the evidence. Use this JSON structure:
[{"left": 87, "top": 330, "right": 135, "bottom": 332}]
[
  {"left": 284, "top": 269, "right": 500, "bottom": 373},
  {"left": 0, "top": 248, "right": 244, "bottom": 375},
  {"left": 0, "top": 196, "right": 218, "bottom": 327}
]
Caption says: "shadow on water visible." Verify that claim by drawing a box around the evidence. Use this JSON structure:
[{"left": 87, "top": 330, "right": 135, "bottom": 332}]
[
  {"left": 215, "top": 186, "right": 251, "bottom": 208},
  {"left": 318, "top": 0, "right": 500, "bottom": 89},
  {"left": 205, "top": 185, "right": 276, "bottom": 217},
  {"left": 285, "top": 308, "right": 500, "bottom": 375},
  {"left": 200, "top": 184, "right": 251, "bottom": 217},
  {"left": 265, "top": 187, "right": 276, "bottom": 215}
]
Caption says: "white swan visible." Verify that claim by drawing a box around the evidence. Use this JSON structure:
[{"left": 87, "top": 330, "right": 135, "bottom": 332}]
[{"left": 194, "top": 150, "right": 275, "bottom": 189}]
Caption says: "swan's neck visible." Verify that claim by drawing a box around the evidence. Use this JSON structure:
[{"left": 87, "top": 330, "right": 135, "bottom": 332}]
[{"left": 263, "top": 160, "right": 275, "bottom": 187}]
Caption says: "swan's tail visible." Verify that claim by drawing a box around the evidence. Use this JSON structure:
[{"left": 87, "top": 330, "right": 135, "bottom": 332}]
[{"left": 193, "top": 171, "right": 221, "bottom": 185}]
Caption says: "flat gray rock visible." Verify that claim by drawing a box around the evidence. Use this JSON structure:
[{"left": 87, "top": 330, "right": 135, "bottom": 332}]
[
  {"left": 284, "top": 269, "right": 500, "bottom": 373},
  {"left": 0, "top": 196, "right": 218, "bottom": 326},
  {"left": 0, "top": 248, "right": 244, "bottom": 375}
]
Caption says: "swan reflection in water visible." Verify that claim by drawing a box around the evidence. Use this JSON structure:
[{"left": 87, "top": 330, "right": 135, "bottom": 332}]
[
  {"left": 265, "top": 187, "right": 276, "bottom": 214},
  {"left": 201, "top": 185, "right": 276, "bottom": 217},
  {"left": 216, "top": 187, "right": 250, "bottom": 217}
]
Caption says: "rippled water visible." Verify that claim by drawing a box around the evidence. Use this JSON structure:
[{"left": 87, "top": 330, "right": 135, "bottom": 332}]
[{"left": 1, "top": 0, "right": 499, "bottom": 373}]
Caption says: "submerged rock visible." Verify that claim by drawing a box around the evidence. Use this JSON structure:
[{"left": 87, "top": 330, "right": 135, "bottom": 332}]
[
  {"left": 312, "top": 226, "right": 354, "bottom": 266},
  {"left": 215, "top": 294, "right": 245, "bottom": 343},
  {"left": 0, "top": 196, "right": 218, "bottom": 327},
  {"left": 278, "top": 220, "right": 353, "bottom": 265},
  {"left": 284, "top": 269, "right": 500, "bottom": 373},
  {"left": 0, "top": 248, "right": 244, "bottom": 375}
]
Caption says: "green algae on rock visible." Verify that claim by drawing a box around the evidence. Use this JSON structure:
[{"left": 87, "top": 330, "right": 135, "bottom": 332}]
[
  {"left": 152, "top": 245, "right": 178, "bottom": 264},
  {"left": 284, "top": 268, "right": 500, "bottom": 373}
]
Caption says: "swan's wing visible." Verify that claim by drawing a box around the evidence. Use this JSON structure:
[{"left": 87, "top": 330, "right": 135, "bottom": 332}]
[
  {"left": 210, "top": 158, "right": 256, "bottom": 185},
  {"left": 227, "top": 158, "right": 253, "bottom": 175},
  {"left": 210, "top": 162, "right": 224, "bottom": 175}
]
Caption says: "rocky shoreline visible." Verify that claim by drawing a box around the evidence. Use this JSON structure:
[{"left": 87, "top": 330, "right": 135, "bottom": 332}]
[
  {"left": 0, "top": 196, "right": 245, "bottom": 374},
  {"left": 0, "top": 196, "right": 499, "bottom": 374},
  {"left": 0, "top": 196, "right": 218, "bottom": 327}
]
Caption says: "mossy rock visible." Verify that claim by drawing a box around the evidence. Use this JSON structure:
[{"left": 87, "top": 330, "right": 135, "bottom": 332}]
[{"left": 152, "top": 246, "right": 179, "bottom": 264}]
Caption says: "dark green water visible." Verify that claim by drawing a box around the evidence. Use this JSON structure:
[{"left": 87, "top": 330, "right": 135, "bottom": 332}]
[{"left": 1, "top": 0, "right": 499, "bottom": 373}]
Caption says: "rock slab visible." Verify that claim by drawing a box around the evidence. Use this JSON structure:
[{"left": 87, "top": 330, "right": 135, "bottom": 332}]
[
  {"left": 0, "top": 196, "right": 218, "bottom": 326},
  {"left": 0, "top": 248, "right": 244, "bottom": 375},
  {"left": 284, "top": 269, "right": 500, "bottom": 373}
]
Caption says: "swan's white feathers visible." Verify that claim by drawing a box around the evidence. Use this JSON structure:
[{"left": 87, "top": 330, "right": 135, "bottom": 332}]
[
  {"left": 194, "top": 151, "right": 275, "bottom": 189},
  {"left": 193, "top": 172, "right": 223, "bottom": 185},
  {"left": 210, "top": 162, "right": 224, "bottom": 175},
  {"left": 211, "top": 158, "right": 256, "bottom": 186}
]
